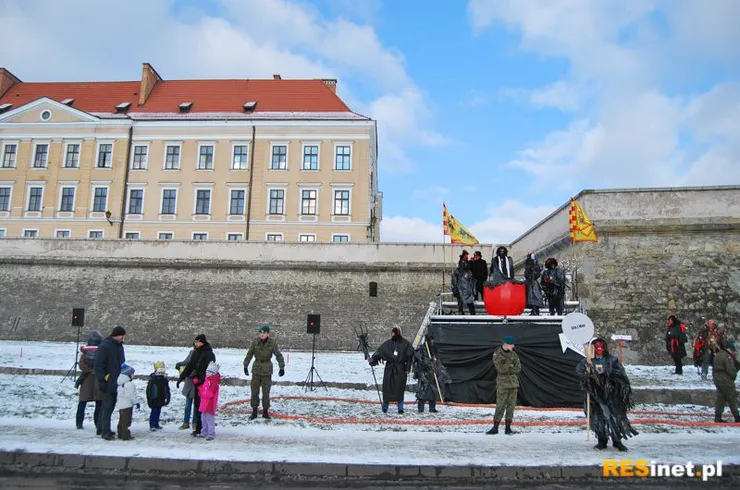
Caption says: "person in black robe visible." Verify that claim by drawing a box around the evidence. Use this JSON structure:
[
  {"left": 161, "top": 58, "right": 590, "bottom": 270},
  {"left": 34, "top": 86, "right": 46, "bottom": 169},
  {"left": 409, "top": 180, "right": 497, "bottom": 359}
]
[
  {"left": 412, "top": 337, "right": 451, "bottom": 412},
  {"left": 665, "top": 315, "right": 688, "bottom": 375},
  {"left": 576, "top": 337, "right": 638, "bottom": 452},
  {"left": 489, "top": 246, "right": 514, "bottom": 285},
  {"left": 369, "top": 327, "right": 415, "bottom": 414},
  {"left": 524, "top": 253, "right": 545, "bottom": 315},
  {"left": 541, "top": 257, "right": 566, "bottom": 315}
]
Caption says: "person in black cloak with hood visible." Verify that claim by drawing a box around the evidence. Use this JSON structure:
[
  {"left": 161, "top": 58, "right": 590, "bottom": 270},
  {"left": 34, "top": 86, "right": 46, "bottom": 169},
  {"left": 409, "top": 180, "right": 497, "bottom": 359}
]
[
  {"left": 524, "top": 253, "right": 545, "bottom": 316},
  {"left": 369, "top": 327, "right": 415, "bottom": 414},
  {"left": 411, "top": 335, "right": 451, "bottom": 413},
  {"left": 665, "top": 315, "right": 688, "bottom": 375},
  {"left": 490, "top": 246, "right": 514, "bottom": 285},
  {"left": 576, "top": 337, "right": 638, "bottom": 452}
]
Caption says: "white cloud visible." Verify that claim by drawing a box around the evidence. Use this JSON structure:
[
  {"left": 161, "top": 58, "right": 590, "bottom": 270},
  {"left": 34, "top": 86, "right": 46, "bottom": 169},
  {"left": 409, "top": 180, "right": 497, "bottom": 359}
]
[
  {"left": 468, "top": 0, "right": 740, "bottom": 190},
  {"left": 0, "top": 0, "right": 442, "bottom": 174},
  {"left": 380, "top": 216, "right": 442, "bottom": 243}
]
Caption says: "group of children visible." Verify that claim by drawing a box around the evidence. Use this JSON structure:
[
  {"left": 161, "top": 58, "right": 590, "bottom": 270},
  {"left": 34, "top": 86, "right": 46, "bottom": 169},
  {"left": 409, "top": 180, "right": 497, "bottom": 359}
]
[{"left": 79, "top": 358, "right": 222, "bottom": 441}]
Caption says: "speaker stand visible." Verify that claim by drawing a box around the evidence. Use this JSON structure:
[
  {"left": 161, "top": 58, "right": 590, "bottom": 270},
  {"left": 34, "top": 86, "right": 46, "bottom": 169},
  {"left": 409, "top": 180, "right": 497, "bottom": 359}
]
[
  {"left": 61, "top": 323, "right": 82, "bottom": 384},
  {"left": 303, "top": 333, "right": 328, "bottom": 392}
]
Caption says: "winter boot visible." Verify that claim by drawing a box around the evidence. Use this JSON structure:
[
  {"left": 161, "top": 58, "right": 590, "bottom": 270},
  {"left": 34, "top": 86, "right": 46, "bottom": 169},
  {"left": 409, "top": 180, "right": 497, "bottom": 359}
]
[
  {"left": 733, "top": 414, "right": 740, "bottom": 423},
  {"left": 262, "top": 410, "right": 271, "bottom": 420},
  {"left": 381, "top": 403, "right": 388, "bottom": 414},
  {"left": 418, "top": 401, "right": 424, "bottom": 413},
  {"left": 714, "top": 415, "right": 725, "bottom": 423},
  {"left": 398, "top": 401, "right": 405, "bottom": 414},
  {"left": 179, "top": 423, "right": 190, "bottom": 430},
  {"left": 429, "top": 400, "right": 438, "bottom": 413},
  {"left": 485, "top": 421, "right": 499, "bottom": 435},
  {"left": 504, "top": 420, "right": 517, "bottom": 435},
  {"left": 613, "top": 440, "right": 628, "bottom": 452},
  {"left": 249, "top": 407, "right": 259, "bottom": 420},
  {"left": 594, "top": 438, "right": 608, "bottom": 450}
]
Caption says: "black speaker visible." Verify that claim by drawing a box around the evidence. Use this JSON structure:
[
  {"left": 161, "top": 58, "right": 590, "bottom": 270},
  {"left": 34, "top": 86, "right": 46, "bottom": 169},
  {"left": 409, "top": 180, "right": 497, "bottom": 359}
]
[
  {"left": 307, "top": 314, "right": 321, "bottom": 334},
  {"left": 72, "top": 308, "right": 85, "bottom": 327},
  {"left": 369, "top": 281, "right": 378, "bottom": 297}
]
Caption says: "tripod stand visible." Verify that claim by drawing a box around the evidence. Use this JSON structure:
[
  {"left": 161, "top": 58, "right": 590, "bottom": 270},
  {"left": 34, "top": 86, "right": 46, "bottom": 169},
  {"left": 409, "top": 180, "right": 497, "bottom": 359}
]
[
  {"left": 303, "top": 333, "right": 328, "bottom": 392},
  {"left": 61, "top": 323, "right": 82, "bottom": 384}
]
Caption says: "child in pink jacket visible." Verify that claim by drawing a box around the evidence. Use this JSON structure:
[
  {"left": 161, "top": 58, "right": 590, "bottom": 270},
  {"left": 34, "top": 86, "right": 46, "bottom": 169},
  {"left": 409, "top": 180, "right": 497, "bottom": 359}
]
[{"left": 198, "top": 361, "right": 221, "bottom": 440}]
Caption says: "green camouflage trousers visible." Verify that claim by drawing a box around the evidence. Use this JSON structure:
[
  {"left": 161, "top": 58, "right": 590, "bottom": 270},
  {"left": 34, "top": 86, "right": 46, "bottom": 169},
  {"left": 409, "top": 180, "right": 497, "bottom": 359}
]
[
  {"left": 250, "top": 374, "right": 272, "bottom": 410},
  {"left": 494, "top": 388, "right": 517, "bottom": 423}
]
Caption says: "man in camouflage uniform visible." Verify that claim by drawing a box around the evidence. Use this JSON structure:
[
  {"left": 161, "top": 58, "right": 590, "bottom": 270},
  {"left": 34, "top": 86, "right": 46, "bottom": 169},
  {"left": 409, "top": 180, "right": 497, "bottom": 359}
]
[
  {"left": 243, "top": 325, "right": 285, "bottom": 420},
  {"left": 713, "top": 339, "right": 740, "bottom": 423},
  {"left": 486, "top": 335, "right": 521, "bottom": 435}
]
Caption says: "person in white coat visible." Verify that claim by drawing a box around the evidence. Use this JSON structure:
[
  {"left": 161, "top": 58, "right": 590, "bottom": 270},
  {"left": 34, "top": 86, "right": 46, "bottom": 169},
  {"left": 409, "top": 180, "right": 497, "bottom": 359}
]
[{"left": 117, "top": 363, "right": 140, "bottom": 440}]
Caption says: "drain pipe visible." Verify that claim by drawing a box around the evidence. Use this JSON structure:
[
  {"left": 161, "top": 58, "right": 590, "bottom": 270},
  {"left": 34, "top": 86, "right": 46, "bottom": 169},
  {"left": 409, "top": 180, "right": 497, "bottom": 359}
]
[
  {"left": 245, "top": 125, "right": 256, "bottom": 240},
  {"left": 117, "top": 123, "right": 134, "bottom": 238}
]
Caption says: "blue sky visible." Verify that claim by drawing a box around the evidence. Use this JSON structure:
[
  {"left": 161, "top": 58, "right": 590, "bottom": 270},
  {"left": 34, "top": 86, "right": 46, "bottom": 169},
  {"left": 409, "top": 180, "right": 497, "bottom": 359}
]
[{"left": 1, "top": 0, "right": 738, "bottom": 244}]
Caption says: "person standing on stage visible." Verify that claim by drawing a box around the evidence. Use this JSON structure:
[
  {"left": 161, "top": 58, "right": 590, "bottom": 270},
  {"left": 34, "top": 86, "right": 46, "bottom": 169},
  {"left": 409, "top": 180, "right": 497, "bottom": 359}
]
[
  {"left": 524, "top": 253, "right": 545, "bottom": 316},
  {"left": 542, "top": 257, "right": 566, "bottom": 315},
  {"left": 369, "top": 327, "right": 415, "bottom": 414},
  {"left": 490, "top": 246, "right": 514, "bottom": 285},
  {"left": 470, "top": 250, "right": 488, "bottom": 301}
]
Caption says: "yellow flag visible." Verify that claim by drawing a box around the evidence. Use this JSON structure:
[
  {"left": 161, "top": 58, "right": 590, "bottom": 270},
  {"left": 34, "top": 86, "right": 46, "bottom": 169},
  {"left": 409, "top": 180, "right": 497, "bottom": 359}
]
[
  {"left": 444, "top": 204, "right": 479, "bottom": 245},
  {"left": 569, "top": 198, "right": 598, "bottom": 243}
]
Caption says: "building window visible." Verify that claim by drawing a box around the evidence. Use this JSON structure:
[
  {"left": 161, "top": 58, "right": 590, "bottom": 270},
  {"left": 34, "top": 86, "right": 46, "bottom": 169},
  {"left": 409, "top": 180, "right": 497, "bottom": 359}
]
[
  {"left": 0, "top": 229, "right": 6, "bottom": 238},
  {"left": 198, "top": 145, "right": 214, "bottom": 170},
  {"left": 97, "top": 143, "right": 113, "bottom": 168},
  {"left": 192, "top": 232, "right": 208, "bottom": 241},
  {"left": 268, "top": 189, "right": 284, "bottom": 215},
  {"left": 128, "top": 189, "right": 143, "bottom": 215},
  {"left": 301, "top": 189, "right": 317, "bottom": 215},
  {"left": 27, "top": 187, "right": 43, "bottom": 212},
  {"left": 227, "top": 233, "right": 243, "bottom": 241},
  {"left": 88, "top": 230, "right": 104, "bottom": 239},
  {"left": 59, "top": 187, "right": 75, "bottom": 212},
  {"left": 55, "top": 230, "right": 71, "bottom": 239},
  {"left": 1, "top": 144, "right": 16, "bottom": 168},
  {"left": 299, "top": 234, "right": 316, "bottom": 242},
  {"left": 124, "top": 232, "right": 140, "bottom": 240},
  {"left": 302, "top": 145, "right": 318, "bottom": 170},
  {"left": 332, "top": 235, "right": 349, "bottom": 242},
  {"left": 23, "top": 229, "right": 39, "bottom": 238},
  {"left": 266, "top": 233, "right": 283, "bottom": 241},
  {"left": 229, "top": 189, "right": 245, "bottom": 215},
  {"left": 164, "top": 145, "right": 180, "bottom": 170},
  {"left": 0, "top": 187, "right": 10, "bottom": 212},
  {"left": 33, "top": 144, "right": 49, "bottom": 168},
  {"left": 333, "top": 189, "right": 350, "bottom": 215},
  {"left": 232, "top": 145, "right": 248, "bottom": 170},
  {"left": 161, "top": 189, "right": 177, "bottom": 215},
  {"left": 64, "top": 144, "right": 80, "bottom": 168},
  {"left": 92, "top": 187, "right": 108, "bottom": 213},
  {"left": 132, "top": 145, "right": 148, "bottom": 169},
  {"left": 270, "top": 145, "right": 287, "bottom": 170},
  {"left": 195, "top": 189, "right": 211, "bottom": 215},
  {"left": 335, "top": 145, "right": 351, "bottom": 170},
  {"left": 158, "top": 232, "right": 174, "bottom": 240}
]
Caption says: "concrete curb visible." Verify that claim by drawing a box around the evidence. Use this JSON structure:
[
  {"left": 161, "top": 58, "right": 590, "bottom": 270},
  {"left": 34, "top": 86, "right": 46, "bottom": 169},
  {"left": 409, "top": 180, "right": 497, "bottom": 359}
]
[{"left": 1, "top": 451, "right": 738, "bottom": 482}]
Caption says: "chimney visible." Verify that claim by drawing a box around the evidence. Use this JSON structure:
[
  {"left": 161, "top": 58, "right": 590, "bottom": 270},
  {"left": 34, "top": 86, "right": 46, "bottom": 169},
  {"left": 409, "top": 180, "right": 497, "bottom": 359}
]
[
  {"left": 139, "top": 62, "right": 163, "bottom": 107},
  {"left": 0, "top": 68, "right": 21, "bottom": 98},
  {"left": 321, "top": 79, "right": 337, "bottom": 93},
  {"left": 273, "top": 74, "right": 282, "bottom": 80}
]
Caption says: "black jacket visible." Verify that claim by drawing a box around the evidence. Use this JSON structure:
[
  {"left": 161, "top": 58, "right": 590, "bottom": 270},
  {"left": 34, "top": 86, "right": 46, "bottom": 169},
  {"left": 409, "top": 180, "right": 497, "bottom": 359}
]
[
  {"left": 94, "top": 336, "right": 125, "bottom": 393},
  {"left": 177, "top": 342, "right": 215, "bottom": 387},
  {"left": 470, "top": 259, "right": 488, "bottom": 283}
]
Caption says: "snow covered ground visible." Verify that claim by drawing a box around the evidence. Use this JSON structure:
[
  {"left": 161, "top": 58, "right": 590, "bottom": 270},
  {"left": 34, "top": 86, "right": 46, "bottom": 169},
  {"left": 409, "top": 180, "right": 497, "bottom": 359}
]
[{"left": 0, "top": 340, "right": 738, "bottom": 467}]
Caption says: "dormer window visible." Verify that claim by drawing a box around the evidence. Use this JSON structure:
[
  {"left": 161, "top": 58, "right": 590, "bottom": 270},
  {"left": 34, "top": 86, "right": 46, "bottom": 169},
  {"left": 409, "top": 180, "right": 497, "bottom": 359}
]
[
  {"left": 61, "top": 98, "right": 75, "bottom": 106},
  {"left": 178, "top": 102, "right": 193, "bottom": 113},
  {"left": 0, "top": 103, "right": 12, "bottom": 113},
  {"left": 243, "top": 101, "right": 257, "bottom": 112},
  {"left": 115, "top": 102, "right": 132, "bottom": 113}
]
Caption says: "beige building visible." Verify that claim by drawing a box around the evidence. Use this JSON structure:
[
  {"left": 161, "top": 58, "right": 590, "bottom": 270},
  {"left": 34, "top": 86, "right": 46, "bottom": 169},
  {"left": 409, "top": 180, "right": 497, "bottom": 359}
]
[{"left": 0, "top": 64, "right": 381, "bottom": 242}]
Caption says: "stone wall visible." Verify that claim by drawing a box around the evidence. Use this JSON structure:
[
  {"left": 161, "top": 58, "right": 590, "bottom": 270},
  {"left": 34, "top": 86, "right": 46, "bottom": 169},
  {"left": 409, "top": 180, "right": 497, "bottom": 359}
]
[{"left": 538, "top": 219, "right": 740, "bottom": 364}]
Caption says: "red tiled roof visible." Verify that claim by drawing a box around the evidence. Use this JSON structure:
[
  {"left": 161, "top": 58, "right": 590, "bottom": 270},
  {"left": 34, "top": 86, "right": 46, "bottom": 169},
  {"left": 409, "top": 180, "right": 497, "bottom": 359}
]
[{"left": 0, "top": 78, "right": 351, "bottom": 114}]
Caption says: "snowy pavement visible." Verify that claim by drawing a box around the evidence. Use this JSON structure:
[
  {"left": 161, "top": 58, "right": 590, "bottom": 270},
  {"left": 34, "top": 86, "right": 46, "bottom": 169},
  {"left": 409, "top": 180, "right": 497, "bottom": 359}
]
[{"left": 0, "top": 341, "right": 738, "bottom": 467}]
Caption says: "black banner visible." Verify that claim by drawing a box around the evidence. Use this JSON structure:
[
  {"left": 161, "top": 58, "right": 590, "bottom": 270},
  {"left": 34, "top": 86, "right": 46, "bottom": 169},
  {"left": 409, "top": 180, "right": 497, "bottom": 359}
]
[{"left": 428, "top": 321, "right": 583, "bottom": 407}]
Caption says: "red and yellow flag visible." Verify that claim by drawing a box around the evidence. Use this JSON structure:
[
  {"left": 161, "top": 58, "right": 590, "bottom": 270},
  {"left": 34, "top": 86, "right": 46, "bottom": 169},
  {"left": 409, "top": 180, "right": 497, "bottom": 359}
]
[
  {"left": 443, "top": 203, "right": 479, "bottom": 245},
  {"left": 569, "top": 198, "right": 598, "bottom": 243}
]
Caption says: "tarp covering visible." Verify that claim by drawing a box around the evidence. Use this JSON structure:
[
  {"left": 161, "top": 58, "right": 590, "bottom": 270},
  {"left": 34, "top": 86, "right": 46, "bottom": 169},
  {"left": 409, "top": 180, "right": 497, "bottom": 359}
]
[{"left": 428, "top": 321, "right": 584, "bottom": 407}]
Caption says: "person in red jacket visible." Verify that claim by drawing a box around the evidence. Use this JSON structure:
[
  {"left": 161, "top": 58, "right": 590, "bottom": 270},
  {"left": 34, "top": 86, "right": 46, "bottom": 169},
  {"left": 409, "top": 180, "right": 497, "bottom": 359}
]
[
  {"left": 665, "top": 315, "right": 688, "bottom": 375},
  {"left": 198, "top": 361, "right": 221, "bottom": 441}
]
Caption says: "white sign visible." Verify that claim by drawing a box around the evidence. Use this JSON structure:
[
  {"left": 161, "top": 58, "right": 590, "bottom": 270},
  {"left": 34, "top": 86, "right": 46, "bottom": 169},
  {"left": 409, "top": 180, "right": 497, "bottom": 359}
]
[
  {"left": 558, "top": 333, "right": 586, "bottom": 357},
  {"left": 561, "top": 312, "right": 595, "bottom": 346},
  {"left": 611, "top": 334, "right": 632, "bottom": 341}
]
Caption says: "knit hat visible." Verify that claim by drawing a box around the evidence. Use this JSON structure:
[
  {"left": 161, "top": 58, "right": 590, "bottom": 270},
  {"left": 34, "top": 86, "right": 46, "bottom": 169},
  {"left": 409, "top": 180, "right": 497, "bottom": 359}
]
[
  {"left": 206, "top": 361, "right": 220, "bottom": 375},
  {"left": 194, "top": 334, "right": 207, "bottom": 343},
  {"left": 153, "top": 360, "right": 165, "bottom": 375},
  {"left": 259, "top": 325, "right": 270, "bottom": 333},
  {"left": 121, "top": 363, "right": 135, "bottom": 377},
  {"left": 110, "top": 325, "right": 126, "bottom": 337},
  {"left": 392, "top": 327, "right": 402, "bottom": 337},
  {"left": 503, "top": 335, "right": 516, "bottom": 345}
]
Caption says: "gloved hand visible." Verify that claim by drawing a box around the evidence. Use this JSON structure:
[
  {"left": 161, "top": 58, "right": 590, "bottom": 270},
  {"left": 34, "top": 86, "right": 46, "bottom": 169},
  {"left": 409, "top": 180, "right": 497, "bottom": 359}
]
[
  {"left": 176, "top": 380, "right": 181, "bottom": 389},
  {"left": 193, "top": 377, "right": 200, "bottom": 386},
  {"left": 278, "top": 368, "right": 285, "bottom": 377},
  {"left": 135, "top": 403, "right": 141, "bottom": 410},
  {"left": 243, "top": 367, "right": 249, "bottom": 377},
  {"left": 369, "top": 358, "right": 379, "bottom": 367}
]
